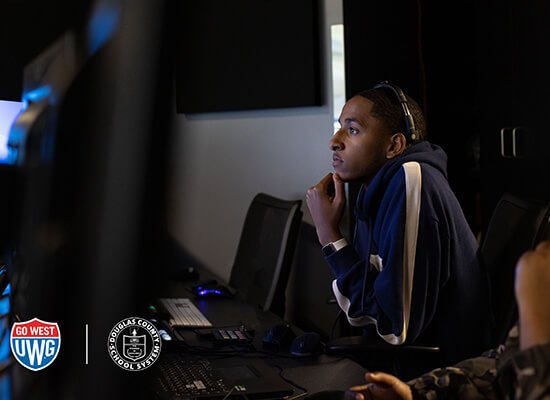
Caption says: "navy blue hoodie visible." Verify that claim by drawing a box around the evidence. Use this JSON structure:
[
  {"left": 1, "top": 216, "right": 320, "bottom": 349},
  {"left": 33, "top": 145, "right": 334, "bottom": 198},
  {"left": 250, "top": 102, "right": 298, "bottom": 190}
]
[{"left": 326, "top": 141, "right": 492, "bottom": 364}]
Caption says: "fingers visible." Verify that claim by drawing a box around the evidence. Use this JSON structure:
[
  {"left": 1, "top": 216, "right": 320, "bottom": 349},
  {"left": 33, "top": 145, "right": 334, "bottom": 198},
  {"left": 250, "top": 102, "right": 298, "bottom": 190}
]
[
  {"left": 345, "top": 388, "right": 366, "bottom": 400},
  {"left": 364, "top": 372, "right": 412, "bottom": 400},
  {"left": 348, "top": 384, "right": 369, "bottom": 392},
  {"left": 365, "top": 371, "right": 397, "bottom": 385},
  {"left": 346, "top": 384, "right": 375, "bottom": 400},
  {"left": 319, "top": 173, "right": 335, "bottom": 196},
  {"left": 347, "top": 382, "right": 395, "bottom": 400},
  {"left": 515, "top": 240, "right": 550, "bottom": 286},
  {"left": 535, "top": 240, "right": 550, "bottom": 253},
  {"left": 333, "top": 173, "right": 345, "bottom": 202},
  {"left": 516, "top": 241, "right": 550, "bottom": 279},
  {"left": 517, "top": 241, "right": 550, "bottom": 266},
  {"left": 307, "top": 173, "right": 334, "bottom": 200},
  {"left": 320, "top": 172, "right": 334, "bottom": 185}
]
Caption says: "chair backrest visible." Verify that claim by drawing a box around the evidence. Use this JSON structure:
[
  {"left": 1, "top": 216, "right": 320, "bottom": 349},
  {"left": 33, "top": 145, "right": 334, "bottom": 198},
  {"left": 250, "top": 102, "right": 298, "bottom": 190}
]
[
  {"left": 229, "top": 193, "right": 302, "bottom": 317},
  {"left": 480, "top": 193, "right": 550, "bottom": 346}
]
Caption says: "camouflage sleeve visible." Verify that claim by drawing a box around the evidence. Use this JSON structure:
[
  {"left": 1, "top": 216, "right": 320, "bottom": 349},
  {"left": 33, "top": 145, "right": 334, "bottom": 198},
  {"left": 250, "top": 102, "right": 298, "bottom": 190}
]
[
  {"left": 495, "top": 340, "right": 550, "bottom": 400},
  {"left": 406, "top": 324, "right": 521, "bottom": 400},
  {"left": 407, "top": 347, "right": 501, "bottom": 400},
  {"left": 407, "top": 324, "right": 550, "bottom": 400}
]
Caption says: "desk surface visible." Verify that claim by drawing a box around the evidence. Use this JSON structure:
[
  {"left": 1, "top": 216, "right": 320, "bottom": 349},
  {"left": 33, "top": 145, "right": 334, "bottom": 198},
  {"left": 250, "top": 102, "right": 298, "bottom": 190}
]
[{"left": 154, "top": 280, "right": 367, "bottom": 398}]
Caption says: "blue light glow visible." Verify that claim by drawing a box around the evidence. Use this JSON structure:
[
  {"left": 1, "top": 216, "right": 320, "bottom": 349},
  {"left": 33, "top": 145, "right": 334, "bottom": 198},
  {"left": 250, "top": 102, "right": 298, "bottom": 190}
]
[
  {"left": 0, "top": 100, "right": 25, "bottom": 164},
  {"left": 0, "top": 297, "right": 8, "bottom": 316},
  {"left": 7, "top": 124, "right": 23, "bottom": 165},
  {"left": 198, "top": 289, "right": 224, "bottom": 296},
  {"left": 87, "top": 2, "right": 121, "bottom": 55},
  {"left": 0, "top": 283, "right": 10, "bottom": 390},
  {"left": 22, "top": 86, "right": 52, "bottom": 103},
  {"left": 1, "top": 284, "right": 9, "bottom": 297},
  {"left": 0, "top": 377, "right": 9, "bottom": 400}
]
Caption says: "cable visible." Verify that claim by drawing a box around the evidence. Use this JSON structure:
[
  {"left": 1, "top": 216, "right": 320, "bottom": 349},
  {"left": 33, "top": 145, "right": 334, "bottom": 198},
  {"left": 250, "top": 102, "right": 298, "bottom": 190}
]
[
  {"left": 272, "top": 363, "right": 308, "bottom": 394},
  {"left": 285, "top": 392, "right": 310, "bottom": 400},
  {"left": 221, "top": 386, "right": 235, "bottom": 400}
]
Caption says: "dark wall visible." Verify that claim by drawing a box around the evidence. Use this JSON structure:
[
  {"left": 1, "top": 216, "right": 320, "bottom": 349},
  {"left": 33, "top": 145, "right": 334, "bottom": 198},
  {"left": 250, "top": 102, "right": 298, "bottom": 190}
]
[
  {"left": 343, "top": 0, "right": 550, "bottom": 235},
  {"left": 343, "top": 0, "right": 422, "bottom": 102},
  {"left": 475, "top": 0, "right": 550, "bottom": 231}
]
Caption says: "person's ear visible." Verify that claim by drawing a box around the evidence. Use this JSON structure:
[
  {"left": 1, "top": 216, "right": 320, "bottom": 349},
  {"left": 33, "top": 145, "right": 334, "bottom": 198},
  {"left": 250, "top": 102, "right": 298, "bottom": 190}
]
[{"left": 386, "top": 133, "right": 407, "bottom": 159}]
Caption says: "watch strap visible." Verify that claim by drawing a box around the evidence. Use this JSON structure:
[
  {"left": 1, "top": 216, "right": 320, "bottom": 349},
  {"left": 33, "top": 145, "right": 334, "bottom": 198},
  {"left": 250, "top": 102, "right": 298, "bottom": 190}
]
[{"left": 321, "top": 238, "right": 348, "bottom": 256}]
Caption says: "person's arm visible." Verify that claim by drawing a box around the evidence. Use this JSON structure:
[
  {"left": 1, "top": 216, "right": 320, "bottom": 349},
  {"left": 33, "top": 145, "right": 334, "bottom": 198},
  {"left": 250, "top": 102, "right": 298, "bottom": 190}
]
[
  {"left": 514, "top": 241, "right": 550, "bottom": 350},
  {"left": 407, "top": 352, "right": 500, "bottom": 400},
  {"left": 346, "top": 241, "right": 550, "bottom": 400},
  {"left": 408, "top": 239, "right": 550, "bottom": 400},
  {"left": 496, "top": 341, "right": 550, "bottom": 400},
  {"left": 345, "top": 372, "right": 412, "bottom": 400},
  {"left": 328, "top": 166, "right": 446, "bottom": 345},
  {"left": 495, "top": 241, "right": 550, "bottom": 399},
  {"left": 345, "top": 349, "right": 500, "bottom": 400}
]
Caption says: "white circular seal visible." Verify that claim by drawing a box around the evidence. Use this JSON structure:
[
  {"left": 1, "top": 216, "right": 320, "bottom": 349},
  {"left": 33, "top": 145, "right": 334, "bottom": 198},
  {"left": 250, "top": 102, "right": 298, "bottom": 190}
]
[{"left": 108, "top": 317, "right": 162, "bottom": 371}]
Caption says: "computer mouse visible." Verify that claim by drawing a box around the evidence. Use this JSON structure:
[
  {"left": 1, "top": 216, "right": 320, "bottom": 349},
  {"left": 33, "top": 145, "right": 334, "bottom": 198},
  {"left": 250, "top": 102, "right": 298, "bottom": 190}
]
[
  {"left": 194, "top": 284, "right": 234, "bottom": 298},
  {"left": 290, "top": 332, "right": 322, "bottom": 357},
  {"left": 306, "top": 390, "right": 347, "bottom": 400},
  {"left": 262, "top": 324, "right": 296, "bottom": 349},
  {"left": 191, "top": 279, "right": 218, "bottom": 293}
]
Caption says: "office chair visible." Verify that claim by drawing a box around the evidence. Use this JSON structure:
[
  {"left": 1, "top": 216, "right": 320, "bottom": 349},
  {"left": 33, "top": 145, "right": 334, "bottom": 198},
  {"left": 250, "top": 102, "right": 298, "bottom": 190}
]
[
  {"left": 229, "top": 193, "right": 303, "bottom": 317},
  {"left": 479, "top": 193, "right": 550, "bottom": 347}
]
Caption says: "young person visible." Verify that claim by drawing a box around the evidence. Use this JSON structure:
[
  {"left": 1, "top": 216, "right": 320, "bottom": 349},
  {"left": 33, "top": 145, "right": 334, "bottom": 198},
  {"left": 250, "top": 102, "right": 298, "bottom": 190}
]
[
  {"left": 344, "top": 241, "right": 550, "bottom": 400},
  {"left": 306, "top": 82, "right": 491, "bottom": 366}
]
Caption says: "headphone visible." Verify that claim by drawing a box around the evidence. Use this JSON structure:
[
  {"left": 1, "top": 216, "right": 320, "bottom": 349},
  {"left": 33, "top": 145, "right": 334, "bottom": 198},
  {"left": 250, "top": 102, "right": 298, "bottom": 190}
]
[{"left": 373, "top": 80, "right": 418, "bottom": 142}]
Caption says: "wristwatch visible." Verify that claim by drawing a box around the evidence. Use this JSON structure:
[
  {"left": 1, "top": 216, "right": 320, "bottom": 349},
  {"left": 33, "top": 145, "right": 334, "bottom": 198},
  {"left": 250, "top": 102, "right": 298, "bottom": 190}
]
[{"left": 321, "top": 238, "right": 348, "bottom": 257}]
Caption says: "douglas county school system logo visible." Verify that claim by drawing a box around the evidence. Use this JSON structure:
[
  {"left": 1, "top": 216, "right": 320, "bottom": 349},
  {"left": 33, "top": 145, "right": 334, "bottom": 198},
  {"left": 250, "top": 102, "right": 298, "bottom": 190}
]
[
  {"left": 108, "top": 317, "right": 161, "bottom": 371},
  {"left": 10, "top": 318, "right": 61, "bottom": 371}
]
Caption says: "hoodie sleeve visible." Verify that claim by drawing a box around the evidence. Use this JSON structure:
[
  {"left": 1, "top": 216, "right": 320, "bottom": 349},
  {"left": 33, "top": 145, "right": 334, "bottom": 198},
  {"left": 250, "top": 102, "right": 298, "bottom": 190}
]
[{"left": 326, "top": 162, "right": 445, "bottom": 345}]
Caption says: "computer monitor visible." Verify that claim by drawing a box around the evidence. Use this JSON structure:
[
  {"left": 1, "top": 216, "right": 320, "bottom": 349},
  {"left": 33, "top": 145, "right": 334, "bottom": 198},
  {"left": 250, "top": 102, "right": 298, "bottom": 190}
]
[
  {"left": 6, "top": 0, "right": 173, "bottom": 398},
  {"left": 0, "top": 101, "right": 24, "bottom": 164},
  {"left": 0, "top": 101, "right": 23, "bottom": 260}
]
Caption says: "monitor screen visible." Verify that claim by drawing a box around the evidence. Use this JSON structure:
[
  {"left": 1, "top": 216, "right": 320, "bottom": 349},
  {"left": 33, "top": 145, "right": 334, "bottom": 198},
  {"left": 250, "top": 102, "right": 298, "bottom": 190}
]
[
  {"left": 175, "top": 0, "right": 322, "bottom": 113},
  {"left": 0, "top": 101, "right": 24, "bottom": 164}
]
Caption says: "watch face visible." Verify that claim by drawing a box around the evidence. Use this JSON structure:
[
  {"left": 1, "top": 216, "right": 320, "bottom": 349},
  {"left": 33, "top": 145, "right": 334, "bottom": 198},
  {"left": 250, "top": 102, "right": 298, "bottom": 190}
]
[{"left": 322, "top": 243, "right": 334, "bottom": 257}]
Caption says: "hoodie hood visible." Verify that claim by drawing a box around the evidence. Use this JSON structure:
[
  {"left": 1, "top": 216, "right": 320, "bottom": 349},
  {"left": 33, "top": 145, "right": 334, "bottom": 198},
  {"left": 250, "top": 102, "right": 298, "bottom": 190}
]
[{"left": 355, "top": 141, "right": 448, "bottom": 220}]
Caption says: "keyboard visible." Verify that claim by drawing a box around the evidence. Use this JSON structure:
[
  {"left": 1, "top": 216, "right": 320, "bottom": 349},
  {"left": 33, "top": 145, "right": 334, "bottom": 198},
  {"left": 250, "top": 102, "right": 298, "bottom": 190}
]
[
  {"left": 154, "top": 354, "right": 296, "bottom": 400},
  {"left": 160, "top": 298, "right": 213, "bottom": 328},
  {"left": 156, "top": 356, "right": 230, "bottom": 399}
]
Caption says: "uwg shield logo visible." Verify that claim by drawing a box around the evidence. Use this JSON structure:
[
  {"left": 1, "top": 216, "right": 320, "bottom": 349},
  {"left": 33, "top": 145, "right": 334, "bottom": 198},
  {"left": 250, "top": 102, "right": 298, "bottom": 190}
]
[{"left": 10, "top": 318, "right": 61, "bottom": 371}]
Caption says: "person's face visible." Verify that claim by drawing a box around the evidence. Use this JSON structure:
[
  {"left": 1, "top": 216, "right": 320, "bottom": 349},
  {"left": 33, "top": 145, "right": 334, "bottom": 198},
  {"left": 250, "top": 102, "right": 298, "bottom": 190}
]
[{"left": 330, "top": 96, "right": 392, "bottom": 186}]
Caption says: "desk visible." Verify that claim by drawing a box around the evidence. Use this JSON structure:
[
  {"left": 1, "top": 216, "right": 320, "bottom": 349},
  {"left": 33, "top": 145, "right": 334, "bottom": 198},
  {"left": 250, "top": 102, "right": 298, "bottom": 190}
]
[{"left": 152, "top": 281, "right": 367, "bottom": 399}]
